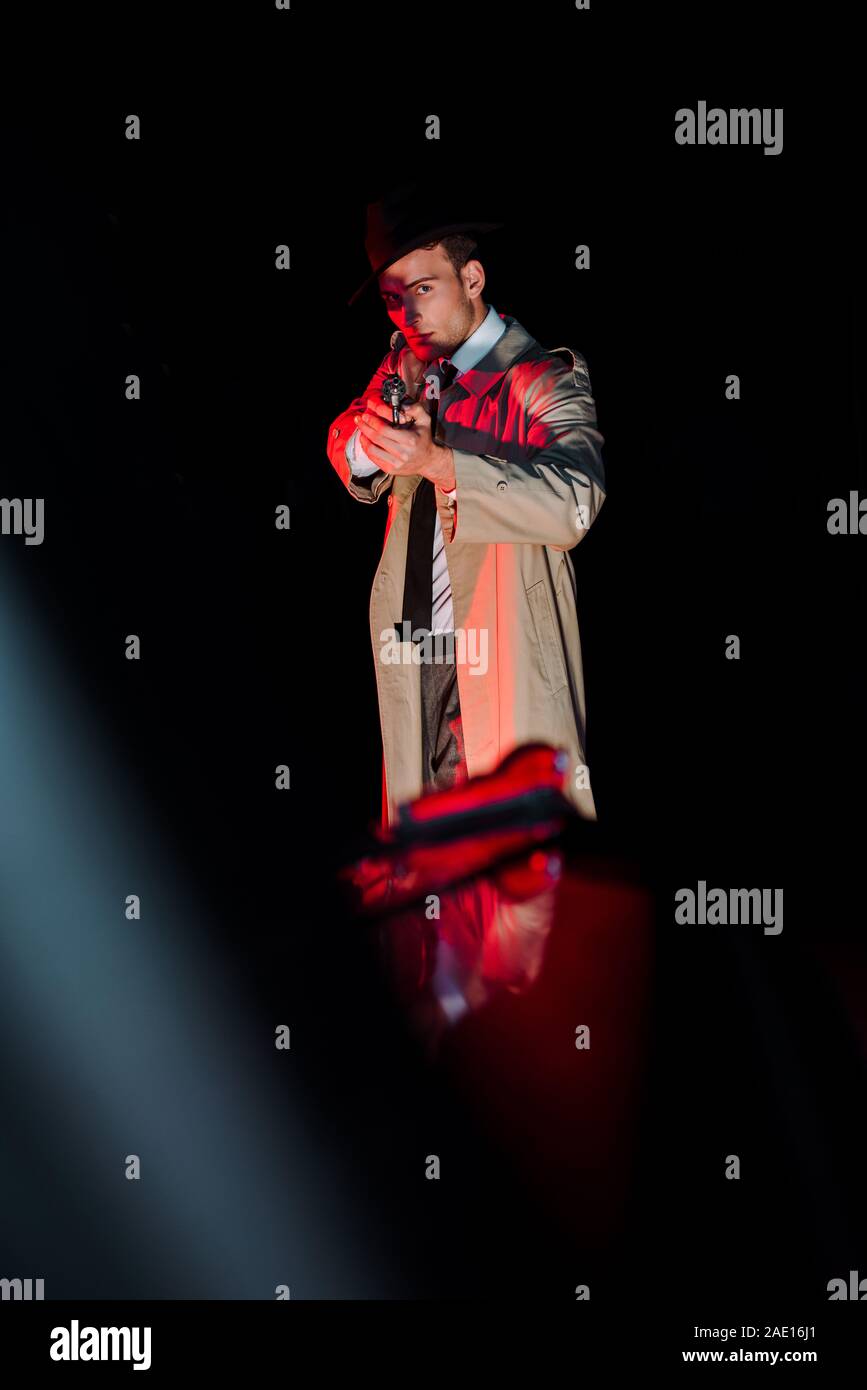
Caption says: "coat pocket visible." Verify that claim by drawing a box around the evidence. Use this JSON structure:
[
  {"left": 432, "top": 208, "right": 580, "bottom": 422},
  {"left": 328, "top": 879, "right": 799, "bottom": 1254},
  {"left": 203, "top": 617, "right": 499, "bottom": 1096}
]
[{"left": 526, "top": 581, "right": 569, "bottom": 697}]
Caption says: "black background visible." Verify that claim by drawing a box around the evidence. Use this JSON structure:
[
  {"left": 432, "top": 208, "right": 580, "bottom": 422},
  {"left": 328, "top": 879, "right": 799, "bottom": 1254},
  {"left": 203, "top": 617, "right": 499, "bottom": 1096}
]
[{"left": 3, "top": 18, "right": 866, "bottom": 1321}]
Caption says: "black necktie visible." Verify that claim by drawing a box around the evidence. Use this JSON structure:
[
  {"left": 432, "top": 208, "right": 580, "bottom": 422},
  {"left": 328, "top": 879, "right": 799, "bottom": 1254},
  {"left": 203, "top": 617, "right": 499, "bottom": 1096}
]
[{"left": 399, "top": 358, "right": 458, "bottom": 638}]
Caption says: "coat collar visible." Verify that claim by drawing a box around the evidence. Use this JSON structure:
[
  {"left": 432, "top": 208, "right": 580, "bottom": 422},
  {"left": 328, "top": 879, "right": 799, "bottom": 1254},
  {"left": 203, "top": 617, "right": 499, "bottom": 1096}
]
[{"left": 391, "top": 315, "right": 537, "bottom": 399}]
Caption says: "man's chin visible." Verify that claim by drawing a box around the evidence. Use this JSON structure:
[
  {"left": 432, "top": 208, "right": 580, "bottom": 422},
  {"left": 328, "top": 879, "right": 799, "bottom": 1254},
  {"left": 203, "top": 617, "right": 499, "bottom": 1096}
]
[{"left": 405, "top": 334, "right": 438, "bottom": 354}]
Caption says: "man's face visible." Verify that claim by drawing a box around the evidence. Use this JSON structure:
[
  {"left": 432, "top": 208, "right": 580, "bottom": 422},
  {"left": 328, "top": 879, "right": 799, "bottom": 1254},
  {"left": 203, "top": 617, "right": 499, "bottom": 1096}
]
[{"left": 378, "top": 244, "right": 480, "bottom": 363}]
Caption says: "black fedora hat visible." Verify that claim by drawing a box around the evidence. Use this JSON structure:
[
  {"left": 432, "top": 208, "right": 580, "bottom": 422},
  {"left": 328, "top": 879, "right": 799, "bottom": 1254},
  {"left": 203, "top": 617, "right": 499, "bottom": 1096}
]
[{"left": 347, "top": 180, "right": 504, "bottom": 308}]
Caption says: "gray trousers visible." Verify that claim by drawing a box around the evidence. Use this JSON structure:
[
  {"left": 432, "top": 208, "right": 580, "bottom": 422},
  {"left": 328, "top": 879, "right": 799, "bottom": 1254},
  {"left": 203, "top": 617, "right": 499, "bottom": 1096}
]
[{"left": 419, "top": 639, "right": 469, "bottom": 794}]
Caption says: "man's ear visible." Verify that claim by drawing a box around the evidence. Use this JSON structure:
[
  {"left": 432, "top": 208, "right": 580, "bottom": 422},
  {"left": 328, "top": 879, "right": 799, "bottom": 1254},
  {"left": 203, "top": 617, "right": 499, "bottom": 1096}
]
[
  {"left": 390, "top": 328, "right": 407, "bottom": 351},
  {"left": 462, "top": 259, "right": 486, "bottom": 300}
]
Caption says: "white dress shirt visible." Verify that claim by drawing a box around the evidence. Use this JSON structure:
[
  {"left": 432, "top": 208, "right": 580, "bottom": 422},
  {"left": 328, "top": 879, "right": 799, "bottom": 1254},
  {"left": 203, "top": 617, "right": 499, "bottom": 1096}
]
[{"left": 347, "top": 303, "right": 507, "bottom": 634}]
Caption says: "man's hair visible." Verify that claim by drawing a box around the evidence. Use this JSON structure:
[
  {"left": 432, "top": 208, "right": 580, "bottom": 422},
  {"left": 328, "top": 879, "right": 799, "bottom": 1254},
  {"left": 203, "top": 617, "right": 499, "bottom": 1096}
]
[{"left": 422, "top": 233, "right": 479, "bottom": 281}]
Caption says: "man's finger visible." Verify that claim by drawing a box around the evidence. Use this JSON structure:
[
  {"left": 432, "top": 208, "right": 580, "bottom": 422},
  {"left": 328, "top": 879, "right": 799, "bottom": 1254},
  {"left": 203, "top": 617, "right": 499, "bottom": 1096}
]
[
  {"left": 364, "top": 397, "right": 398, "bottom": 422},
  {"left": 356, "top": 438, "right": 407, "bottom": 474},
  {"left": 365, "top": 396, "right": 427, "bottom": 424},
  {"left": 355, "top": 408, "right": 413, "bottom": 448},
  {"left": 354, "top": 416, "right": 411, "bottom": 463}
]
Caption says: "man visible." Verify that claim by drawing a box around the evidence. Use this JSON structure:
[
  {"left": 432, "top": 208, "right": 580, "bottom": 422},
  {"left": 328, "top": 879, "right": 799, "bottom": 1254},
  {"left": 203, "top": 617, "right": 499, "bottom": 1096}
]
[{"left": 326, "top": 185, "right": 607, "bottom": 830}]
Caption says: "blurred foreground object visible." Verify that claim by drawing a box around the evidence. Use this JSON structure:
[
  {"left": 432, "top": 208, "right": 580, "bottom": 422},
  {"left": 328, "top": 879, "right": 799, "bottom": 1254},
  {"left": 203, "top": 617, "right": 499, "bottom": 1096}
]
[
  {"left": 340, "top": 743, "right": 578, "bottom": 916},
  {"left": 339, "top": 743, "right": 654, "bottom": 1245}
]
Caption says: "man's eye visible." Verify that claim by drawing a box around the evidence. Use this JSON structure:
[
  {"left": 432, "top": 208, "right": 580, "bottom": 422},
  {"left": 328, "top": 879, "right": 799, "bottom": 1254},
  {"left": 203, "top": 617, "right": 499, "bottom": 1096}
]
[{"left": 385, "top": 285, "right": 431, "bottom": 305}]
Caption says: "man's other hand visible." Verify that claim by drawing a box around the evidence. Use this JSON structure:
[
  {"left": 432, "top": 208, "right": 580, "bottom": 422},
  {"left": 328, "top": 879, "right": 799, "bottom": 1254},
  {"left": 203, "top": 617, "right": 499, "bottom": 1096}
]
[{"left": 354, "top": 397, "right": 455, "bottom": 490}]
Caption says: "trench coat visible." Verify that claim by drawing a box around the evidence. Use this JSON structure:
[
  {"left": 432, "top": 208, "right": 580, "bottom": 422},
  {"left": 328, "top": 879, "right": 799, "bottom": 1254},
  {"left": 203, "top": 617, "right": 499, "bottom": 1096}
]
[{"left": 326, "top": 313, "right": 607, "bottom": 829}]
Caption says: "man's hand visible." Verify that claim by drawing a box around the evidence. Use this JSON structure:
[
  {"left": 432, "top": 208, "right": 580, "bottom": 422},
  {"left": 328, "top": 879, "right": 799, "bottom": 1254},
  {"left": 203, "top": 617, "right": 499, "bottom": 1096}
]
[{"left": 354, "top": 397, "right": 456, "bottom": 491}]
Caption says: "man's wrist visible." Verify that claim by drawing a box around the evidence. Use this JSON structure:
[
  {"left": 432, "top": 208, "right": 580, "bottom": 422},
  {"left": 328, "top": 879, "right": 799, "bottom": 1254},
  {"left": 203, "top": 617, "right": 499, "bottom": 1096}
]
[{"left": 434, "top": 447, "right": 456, "bottom": 493}]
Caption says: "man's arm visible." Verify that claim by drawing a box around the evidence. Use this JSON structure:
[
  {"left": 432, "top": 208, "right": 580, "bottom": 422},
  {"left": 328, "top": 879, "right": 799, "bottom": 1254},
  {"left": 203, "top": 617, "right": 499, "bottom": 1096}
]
[
  {"left": 326, "top": 348, "right": 399, "bottom": 504},
  {"left": 444, "top": 352, "right": 606, "bottom": 549}
]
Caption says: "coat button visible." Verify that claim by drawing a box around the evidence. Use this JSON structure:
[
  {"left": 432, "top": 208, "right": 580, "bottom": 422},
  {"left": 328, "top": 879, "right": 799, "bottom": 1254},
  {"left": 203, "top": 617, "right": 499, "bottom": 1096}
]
[
  {"left": 497, "top": 479, "right": 507, "bottom": 492},
  {"left": 332, "top": 427, "right": 340, "bottom": 438}
]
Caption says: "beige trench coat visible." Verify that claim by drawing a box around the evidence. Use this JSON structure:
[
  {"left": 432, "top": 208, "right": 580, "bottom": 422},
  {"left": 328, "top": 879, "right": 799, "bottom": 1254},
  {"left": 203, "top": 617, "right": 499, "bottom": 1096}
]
[{"left": 326, "top": 313, "right": 607, "bottom": 829}]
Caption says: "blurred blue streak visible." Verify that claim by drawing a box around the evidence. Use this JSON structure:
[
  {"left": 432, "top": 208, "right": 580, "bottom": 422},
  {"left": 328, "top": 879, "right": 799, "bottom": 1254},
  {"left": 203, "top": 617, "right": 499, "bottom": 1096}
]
[{"left": 0, "top": 555, "right": 392, "bottom": 1297}]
